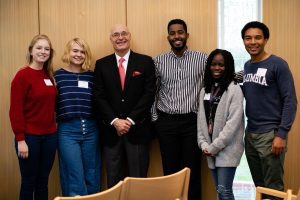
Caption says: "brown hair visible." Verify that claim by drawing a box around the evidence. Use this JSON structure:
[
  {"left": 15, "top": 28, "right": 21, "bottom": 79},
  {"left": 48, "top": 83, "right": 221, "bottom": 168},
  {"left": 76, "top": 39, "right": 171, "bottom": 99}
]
[{"left": 26, "top": 34, "right": 55, "bottom": 79}]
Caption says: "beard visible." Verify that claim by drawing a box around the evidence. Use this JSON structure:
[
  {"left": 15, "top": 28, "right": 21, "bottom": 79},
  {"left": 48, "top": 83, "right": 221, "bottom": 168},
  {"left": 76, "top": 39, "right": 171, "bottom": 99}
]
[{"left": 168, "top": 39, "right": 187, "bottom": 52}]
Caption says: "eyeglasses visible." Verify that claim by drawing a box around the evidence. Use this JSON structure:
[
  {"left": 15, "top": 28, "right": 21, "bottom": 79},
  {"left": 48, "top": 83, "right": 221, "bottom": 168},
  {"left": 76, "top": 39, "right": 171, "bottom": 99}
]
[{"left": 111, "top": 31, "right": 130, "bottom": 39}]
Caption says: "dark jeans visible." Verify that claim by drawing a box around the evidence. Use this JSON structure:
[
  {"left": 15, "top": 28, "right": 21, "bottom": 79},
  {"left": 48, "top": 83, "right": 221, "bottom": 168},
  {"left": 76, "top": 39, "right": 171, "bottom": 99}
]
[
  {"left": 15, "top": 133, "right": 57, "bottom": 200},
  {"left": 155, "top": 111, "right": 201, "bottom": 200},
  {"left": 245, "top": 129, "right": 286, "bottom": 200}
]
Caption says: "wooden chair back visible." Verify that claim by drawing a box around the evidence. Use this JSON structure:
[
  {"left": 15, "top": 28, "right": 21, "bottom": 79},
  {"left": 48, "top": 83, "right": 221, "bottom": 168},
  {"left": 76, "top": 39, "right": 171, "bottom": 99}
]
[
  {"left": 53, "top": 181, "right": 123, "bottom": 200},
  {"left": 255, "top": 186, "right": 294, "bottom": 200},
  {"left": 120, "top": 167, "right": 190, "bottom": 200}
]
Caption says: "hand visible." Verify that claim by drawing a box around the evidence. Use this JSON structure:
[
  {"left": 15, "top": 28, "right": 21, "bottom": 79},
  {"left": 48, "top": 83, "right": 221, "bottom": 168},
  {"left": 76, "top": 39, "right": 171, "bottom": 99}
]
[
  {"left": 203, "top": 149, "right": 214, "bottom": 157},
  {"left": 113, "top": 119, "right": 131, "bottom": 136},
  {"left": 272, "top": 136, "right": 286, "bottom": 156},
  {"left": 17, "top": 140, "right": 29, "bottom": 159}
]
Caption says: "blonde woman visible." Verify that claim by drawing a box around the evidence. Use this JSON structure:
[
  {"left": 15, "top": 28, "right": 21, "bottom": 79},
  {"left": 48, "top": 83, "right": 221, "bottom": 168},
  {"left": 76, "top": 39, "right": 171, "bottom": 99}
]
[
  {"left": 10, "top": 34, "right": 57, "bottom": 200},
  {"left": 54, "top": 38, "right": 100, "bottom": 196}
]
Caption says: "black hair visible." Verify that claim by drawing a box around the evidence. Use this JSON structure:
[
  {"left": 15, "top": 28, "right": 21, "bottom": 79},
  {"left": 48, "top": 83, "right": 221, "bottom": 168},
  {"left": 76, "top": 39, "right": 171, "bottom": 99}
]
[
  {"left": 167, "top": 19, "right": 187, "bottom": 33},
  {"left": 241, "top": 21, "right": 270, "bottom": 39},
  {"left": 204, "top": 49, "right": 235, "bottom": 93}
]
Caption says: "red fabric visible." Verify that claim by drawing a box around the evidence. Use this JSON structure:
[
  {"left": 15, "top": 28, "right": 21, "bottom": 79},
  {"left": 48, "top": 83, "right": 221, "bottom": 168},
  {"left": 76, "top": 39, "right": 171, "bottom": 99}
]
[
  {"left": 9, "top": 66, "right": 57, "bottom": 141},
  {"left": 118, "top": 57, "right": 125, "bottom": 90}
]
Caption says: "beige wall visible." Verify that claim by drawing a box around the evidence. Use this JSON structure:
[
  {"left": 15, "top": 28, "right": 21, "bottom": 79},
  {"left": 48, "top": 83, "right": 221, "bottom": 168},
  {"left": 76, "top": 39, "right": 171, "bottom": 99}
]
[
  {"left": 0, "top": 0, "right": 299, "bottom": 199},
  {"left": 0, "top": 1, "right": 39, "bottom": 199},
  {"left": 0, "top": 0, "right": 217, "bottom": 199},
  {"left": 264, "top": 0, "right": 300, "bottom": 192}
]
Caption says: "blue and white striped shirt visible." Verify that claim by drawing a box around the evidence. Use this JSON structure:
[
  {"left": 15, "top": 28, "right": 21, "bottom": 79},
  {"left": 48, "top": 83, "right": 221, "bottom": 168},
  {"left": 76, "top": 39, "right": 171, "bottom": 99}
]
[
  {"left": 153, "top": 49, "right": 207, "bottom": 116},
  {"left": 54, "top": 68, "right": 94, "bottom": 121}
]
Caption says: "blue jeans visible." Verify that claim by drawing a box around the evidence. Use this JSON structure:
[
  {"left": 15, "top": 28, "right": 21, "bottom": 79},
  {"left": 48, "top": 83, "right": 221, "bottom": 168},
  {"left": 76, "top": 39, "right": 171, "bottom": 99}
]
[
  {"left": 58, "top": 119, "right": 100, "bottom": 196},
  {"left": 15, "top": 133, "right": 57, "bottom": 200},
  {"left": 211, "top": 167, "right": 236, "bottom": 200}
]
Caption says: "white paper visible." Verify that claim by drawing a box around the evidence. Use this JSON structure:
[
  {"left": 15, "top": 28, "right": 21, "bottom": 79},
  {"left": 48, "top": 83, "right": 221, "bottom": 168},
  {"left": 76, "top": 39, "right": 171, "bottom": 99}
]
[
  {"left": 78, "top": 81, "right": 89, "bottom": 88},
  {"left": 44, "top": 79, "right": 53, "bottom": 86},
  {"left": 204, "top": 93, "right": 211, "bottom": 100},
  {"left": 256, "top": 68, "right": 267, "bottom": 76}
]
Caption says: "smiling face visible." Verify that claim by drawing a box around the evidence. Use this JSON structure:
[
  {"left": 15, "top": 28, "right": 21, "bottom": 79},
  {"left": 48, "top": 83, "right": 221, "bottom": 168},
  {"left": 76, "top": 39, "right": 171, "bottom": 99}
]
[
  {"left": 69, "top": 42, "right": 86, "bottom": 66},
  {"left": 167, "top": 24, "right": 189, "bottom": 54},
  {"left": 30, "top": 39, "right": 50, "bottom": 64},
  {"left": 243, "top": 28, "right": 268, "bottom": 61},
  {"left": 110, "top": 24, "right": 131, "bottom": 56},
  {"left": 210, "top": 53, "right": 225, "bottom": 79}
]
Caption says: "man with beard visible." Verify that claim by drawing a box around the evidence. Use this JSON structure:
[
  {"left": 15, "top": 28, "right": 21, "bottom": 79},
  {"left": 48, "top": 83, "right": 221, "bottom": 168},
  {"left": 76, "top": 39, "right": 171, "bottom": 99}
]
[{"left": 152, "top": 19, "right": 207, "bottom": 200}]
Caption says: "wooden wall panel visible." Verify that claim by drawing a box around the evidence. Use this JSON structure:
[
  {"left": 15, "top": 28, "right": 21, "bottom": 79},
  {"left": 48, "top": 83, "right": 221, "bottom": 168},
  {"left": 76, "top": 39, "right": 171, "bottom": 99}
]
[
  {"left": 0, "top": 0, "right": 39, "bottom": 199},
  {"left": 2, "top": 0, "right": 299, "bottom": 199},
  {"left": 39, "top": 0, "right": 126, "bottom": 70},
  {"left": 39, "top": 0, "right": 126, "bottom": 198},
  {"left": 127, "top": 0, "right": 217, "bottom": 57},
  {"left": 127, "top": 0, "right": 218, "bottom": 199},
  {"left": 264, "top": 0, "right": 300, "bottom": 192}
]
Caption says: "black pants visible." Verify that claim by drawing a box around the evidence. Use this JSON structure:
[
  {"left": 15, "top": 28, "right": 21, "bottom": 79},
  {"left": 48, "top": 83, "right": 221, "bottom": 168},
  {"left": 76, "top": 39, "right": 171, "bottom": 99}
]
[
  {"left": 103, "top": 136, "right": 149, "bottom": 188},
  {"left": 155, "top": 111, "right": 201, "bottom": 200}
]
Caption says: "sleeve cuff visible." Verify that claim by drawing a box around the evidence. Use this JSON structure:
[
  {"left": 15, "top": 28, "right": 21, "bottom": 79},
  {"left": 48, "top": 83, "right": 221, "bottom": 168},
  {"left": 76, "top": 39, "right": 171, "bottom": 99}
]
[
  {"left": 110, "top": 118, "right": 119, "bottom": 125},
  {"left": 277, "top": 129, "right": 288, "bottom": 139},
  {"left": 15, "top": 133, "right": 25, "bottom": 141},
  {"left": 207, "top": 144, "right": 220, "bottom": 155},
  {"left": 200, "top": 142, "right": 209, "bottom": 151},
  {"left": 126, "top": 117, "right": 135, "bottom": 125}
]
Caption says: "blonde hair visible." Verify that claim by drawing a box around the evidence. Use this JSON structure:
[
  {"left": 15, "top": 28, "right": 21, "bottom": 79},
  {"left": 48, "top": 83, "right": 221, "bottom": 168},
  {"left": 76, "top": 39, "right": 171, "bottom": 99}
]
[
  {"left": 61, "top": 38, "right": 92, "bottom": 70},
  {"left": 26, "top": 34, "right": 55, "bottom": 79}
]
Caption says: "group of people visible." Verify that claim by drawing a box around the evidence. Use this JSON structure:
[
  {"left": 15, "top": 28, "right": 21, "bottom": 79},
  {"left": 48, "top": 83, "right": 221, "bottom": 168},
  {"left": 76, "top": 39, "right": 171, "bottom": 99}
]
[{"left": 9, "top": 19, "right": 297, "bottom": 200}]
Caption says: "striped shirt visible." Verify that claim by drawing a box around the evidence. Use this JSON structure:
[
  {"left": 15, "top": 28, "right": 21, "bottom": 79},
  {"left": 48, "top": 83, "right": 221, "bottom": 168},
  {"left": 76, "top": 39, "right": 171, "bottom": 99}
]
[
  {"left": 54, "top": 68, "right": 94, "bottom": 121},
  {"left": 153, "top": 49, "right": 207, "bottom": 116}
]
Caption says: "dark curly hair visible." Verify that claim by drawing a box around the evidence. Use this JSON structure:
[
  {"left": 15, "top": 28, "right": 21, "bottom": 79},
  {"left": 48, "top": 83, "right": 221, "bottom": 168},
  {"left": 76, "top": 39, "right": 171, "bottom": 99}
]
[
  {"left": 167, "top": 19, "right": 187, "bottom": 33},
  {"left": 241, "top": 21, "right": 270, "bottom": 39},
  {"left": 204, "top": 49, "right": 235, "bottom": 93}
]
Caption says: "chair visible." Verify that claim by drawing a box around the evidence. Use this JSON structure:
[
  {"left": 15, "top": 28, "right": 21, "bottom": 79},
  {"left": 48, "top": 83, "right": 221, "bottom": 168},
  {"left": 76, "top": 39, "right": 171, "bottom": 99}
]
[
  {"left": 120, "top": 167, "right": 190, "bottom": 200},
  {"left": 255, "top": 186, "right": 295, "bottom": 200},
  {"left": 53, "top": 181, "right": 123, "bottom": 200}
]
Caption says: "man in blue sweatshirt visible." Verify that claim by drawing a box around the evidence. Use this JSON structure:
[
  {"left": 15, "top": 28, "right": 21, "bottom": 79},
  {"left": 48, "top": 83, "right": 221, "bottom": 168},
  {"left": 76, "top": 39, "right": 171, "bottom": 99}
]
[{"left": 241, "top": 21, "right": 297, "bottom": 199}]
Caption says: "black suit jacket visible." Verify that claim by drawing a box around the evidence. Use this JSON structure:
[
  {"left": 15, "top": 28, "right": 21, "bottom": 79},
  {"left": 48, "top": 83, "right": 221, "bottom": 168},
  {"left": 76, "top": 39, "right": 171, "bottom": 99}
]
[{"left": 93, "top": 51, "right": 156, "bottom": 145}]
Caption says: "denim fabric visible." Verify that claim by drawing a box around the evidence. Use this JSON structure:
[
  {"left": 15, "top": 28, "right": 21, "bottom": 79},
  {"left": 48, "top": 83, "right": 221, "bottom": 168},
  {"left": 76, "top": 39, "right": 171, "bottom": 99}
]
[
  {"left": 15, "top": 133, "right": 57, "bottom": 200},
  {"left": 211, "top": 167, "right": 236, "bottom": 200},
  {"left": 58, "top": 119, "right": 100, "bottom": 196}
]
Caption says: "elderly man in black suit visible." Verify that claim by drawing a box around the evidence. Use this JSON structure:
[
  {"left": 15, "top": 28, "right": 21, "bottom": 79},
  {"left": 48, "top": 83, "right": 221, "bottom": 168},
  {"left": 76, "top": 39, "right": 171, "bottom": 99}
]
[{"left": 93, "top": 24, "right": 156, "bottom": 187}]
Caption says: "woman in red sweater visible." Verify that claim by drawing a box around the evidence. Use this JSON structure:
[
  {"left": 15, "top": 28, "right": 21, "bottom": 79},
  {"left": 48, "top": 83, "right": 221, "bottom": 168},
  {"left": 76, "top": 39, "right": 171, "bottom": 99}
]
[{"left": 9, "top": 34, "right": 57, "bottom": 200}]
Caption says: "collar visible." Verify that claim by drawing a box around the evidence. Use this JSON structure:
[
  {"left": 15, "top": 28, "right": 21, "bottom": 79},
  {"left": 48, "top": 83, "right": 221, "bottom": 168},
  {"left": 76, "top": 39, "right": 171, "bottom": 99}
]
[
  {"left": 169, "top": 48, "right": 191, "bottom": 58},
  {"left": 115, "top": 50, "right": 131, "bottom": 62}
]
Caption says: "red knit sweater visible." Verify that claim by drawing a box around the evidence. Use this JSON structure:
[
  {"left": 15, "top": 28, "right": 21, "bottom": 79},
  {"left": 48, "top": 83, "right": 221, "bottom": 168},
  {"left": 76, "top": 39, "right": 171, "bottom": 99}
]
[{"left": 9, "top": 66, "right": 57, "bottom": 141}]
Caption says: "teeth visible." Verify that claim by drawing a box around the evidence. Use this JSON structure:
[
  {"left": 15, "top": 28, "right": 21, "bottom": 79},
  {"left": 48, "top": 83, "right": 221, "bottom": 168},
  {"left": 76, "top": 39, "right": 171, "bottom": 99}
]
[{"left": 248, "top": 46, "right": 258, "bottom": 50}]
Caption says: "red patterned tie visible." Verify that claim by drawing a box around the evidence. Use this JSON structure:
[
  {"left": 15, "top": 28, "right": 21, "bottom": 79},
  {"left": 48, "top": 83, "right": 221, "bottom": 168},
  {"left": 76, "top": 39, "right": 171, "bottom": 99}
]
[{"left": 118, "top": 57, "right": 125, "bottom": 90}]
